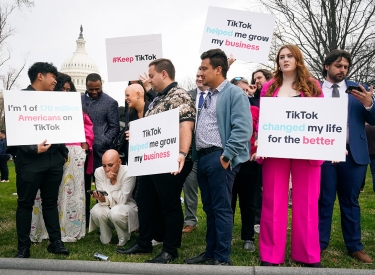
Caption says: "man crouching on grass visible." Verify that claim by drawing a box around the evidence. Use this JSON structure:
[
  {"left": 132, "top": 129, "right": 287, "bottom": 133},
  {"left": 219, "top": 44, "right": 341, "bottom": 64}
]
[{"left": 89, "top": 149, "right": 138, "bottom": 246}]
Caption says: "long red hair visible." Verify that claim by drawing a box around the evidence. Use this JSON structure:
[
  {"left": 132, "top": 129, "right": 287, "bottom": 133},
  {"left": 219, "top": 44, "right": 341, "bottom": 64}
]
[{"left": 265, "top": 45, "right": 321, "bottom": 97}]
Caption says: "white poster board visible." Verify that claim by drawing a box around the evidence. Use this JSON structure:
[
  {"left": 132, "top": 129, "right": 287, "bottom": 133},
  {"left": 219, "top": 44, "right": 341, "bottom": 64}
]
[
  {"left": 106, "top": 34, "right": 163, "bottom": 82},
  {"left": 3, "top": 90, "right": 85, "bottom": 146},
  {"left": 257, "top": 98, "right": 348, "bottom": 161},
  {"left": 127, "top": 108, "right": 179, "bottom": 176},
  {"left": 200, "top": 6, "right": 275, "bottom": 63}
]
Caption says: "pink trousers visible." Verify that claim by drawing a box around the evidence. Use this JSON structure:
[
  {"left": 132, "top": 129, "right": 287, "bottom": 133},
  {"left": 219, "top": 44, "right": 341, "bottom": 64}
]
[{"left": 259, "top": 158, "right": 321, "bottom": 264}]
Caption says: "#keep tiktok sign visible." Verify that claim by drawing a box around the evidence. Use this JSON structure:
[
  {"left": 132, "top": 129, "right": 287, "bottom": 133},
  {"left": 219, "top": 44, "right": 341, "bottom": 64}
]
[{"left": 106, "top": 34, "right": 163, "bottom": 82}]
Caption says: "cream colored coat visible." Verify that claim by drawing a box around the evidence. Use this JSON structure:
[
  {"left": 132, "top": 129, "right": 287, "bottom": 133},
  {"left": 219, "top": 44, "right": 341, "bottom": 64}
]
[{"left": 88, "top": 165, "right": 138, "bottom": 233}]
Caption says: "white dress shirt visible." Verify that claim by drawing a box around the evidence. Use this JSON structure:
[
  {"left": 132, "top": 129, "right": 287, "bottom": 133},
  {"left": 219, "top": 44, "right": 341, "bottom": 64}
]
[
  {"left": 322, "top": 79, "right": 349, "bottom": 143},
  {"left": 196, "top": 87, "right": 208, "bottom": 111},
  {"left": 322, "top": 79, "right": 348, "bottom": 98}
]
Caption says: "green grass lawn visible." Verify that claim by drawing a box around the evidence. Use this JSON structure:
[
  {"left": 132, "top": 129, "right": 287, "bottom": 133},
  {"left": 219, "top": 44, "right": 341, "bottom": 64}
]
[{"left": 0, "top": 161, "right": 374, "bottom": 269}]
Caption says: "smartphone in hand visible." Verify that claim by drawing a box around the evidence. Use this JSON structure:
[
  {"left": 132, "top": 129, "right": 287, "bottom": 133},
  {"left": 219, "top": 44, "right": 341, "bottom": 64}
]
[
  {"left": 345, "top": 85, "right": 363, "bottom": 94},
  {"left": 87, "top": 190, "right": 108, "bottom": 196}
]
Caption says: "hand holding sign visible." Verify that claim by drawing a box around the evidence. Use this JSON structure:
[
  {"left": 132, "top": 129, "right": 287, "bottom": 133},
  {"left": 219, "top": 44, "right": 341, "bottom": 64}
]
[{"left": 37, "top": 140, "right": 51, "bottom": 154}]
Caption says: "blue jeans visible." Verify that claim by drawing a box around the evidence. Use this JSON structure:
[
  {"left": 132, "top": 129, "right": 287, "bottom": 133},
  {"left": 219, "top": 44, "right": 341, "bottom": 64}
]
[{"left": 197, "top": 150, "right": 240, "bottom": 263}]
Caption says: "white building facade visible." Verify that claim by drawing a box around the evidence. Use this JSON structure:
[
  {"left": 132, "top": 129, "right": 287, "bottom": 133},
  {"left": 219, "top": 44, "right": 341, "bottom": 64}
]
[{"left": 60, "top": 26, "right": 100, "bottom": 93}]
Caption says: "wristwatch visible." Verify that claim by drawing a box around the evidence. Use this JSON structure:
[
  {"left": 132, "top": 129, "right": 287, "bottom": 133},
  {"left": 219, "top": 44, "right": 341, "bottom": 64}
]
[
  {"left": 179, "top": 151, "right": 187, "bottom": 158},
  {"left": 222, "top": 156, "right": 230, "bottom": 163}
]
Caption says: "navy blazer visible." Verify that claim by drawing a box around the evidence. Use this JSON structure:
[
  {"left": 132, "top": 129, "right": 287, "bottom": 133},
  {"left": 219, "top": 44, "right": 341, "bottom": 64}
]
[
  {"left": 81, "top": 91, "right": 119, "bottom": 149},
  {"left": 345, "top": 80, "right": 375, "bottom": 164}
]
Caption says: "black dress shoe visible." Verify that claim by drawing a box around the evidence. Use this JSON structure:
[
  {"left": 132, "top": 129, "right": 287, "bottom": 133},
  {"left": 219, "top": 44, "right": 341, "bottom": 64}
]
[
  {"left": 116, "top": 243, "right": 152, "bottom": 254},
  {"left": 145, "top": 251, "right": 176, "bottom": 264},
  {"left": 206, "top": 259, "right": 232, "bottom": 266},
  {"left": 184, "top": 252, "right": 212, "bottom": 264},
  {"left": 14, "top": 247, "right": 30, "bottom": 258},
  {"left": 302, "top": 262, "right": 323, "bottom": 268},
  {"left": 260, "top": 261, "right": 278, "bottom": 266},
  {"left": 47, "top": 240, "right": 70, "bottom": 255}
]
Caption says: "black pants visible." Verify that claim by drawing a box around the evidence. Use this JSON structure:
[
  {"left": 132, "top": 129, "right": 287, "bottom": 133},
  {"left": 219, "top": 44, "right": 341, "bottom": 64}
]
[
  {"left": 15, "top": 152, "right": 64, "bottom": 249},
  {"left": 84, "top": 154, "right": 96, "bottom": 227},
  {"left": 253, "top": 165, "right": 263, "bottom": 225},
  {"left": 0, "top": 155, "right": 9, "bottom": 180},
  {"left": 135, "top": 161, "right": 193, "bottom": 257},
  {"left": 231, "top": 160, "right": 260, "bottom": 241}
]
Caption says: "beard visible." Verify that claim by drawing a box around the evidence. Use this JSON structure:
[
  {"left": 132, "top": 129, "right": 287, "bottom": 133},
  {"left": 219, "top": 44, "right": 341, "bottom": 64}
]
[{"left": 327, "top": 71, "right": 346, "bottom": 83}]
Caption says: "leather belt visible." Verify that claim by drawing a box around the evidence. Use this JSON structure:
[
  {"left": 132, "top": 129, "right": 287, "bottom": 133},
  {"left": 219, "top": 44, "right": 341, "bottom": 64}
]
[{"left": 197, "top": 146, "right": 222, "bottom": 158}]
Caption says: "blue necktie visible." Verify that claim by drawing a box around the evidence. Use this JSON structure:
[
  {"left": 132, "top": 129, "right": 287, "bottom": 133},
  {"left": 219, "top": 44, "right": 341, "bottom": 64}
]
[{"left": 198, "top": 92, "right": 205, "bottom": 109}]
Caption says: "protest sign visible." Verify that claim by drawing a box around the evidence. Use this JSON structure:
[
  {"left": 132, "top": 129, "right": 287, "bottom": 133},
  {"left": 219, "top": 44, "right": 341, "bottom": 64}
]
[
  {"left": 200, "top": 6, "right": 275, "bottom": 63},
  {"left": 257, "top": 98, "right": 348, "bottom": 161},
  {"left": 106, "top": 34, "right": 162, "bottom": 82},
  {"left": 3, "top": 90, "right": 85, "bottom": 146},
  {"left": 127, "top": 108, "right": 179, "bottom": 176}
]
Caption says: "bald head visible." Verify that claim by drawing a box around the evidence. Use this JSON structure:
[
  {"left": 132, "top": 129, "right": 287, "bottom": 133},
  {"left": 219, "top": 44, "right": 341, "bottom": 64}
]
[
  {"left": 126, "top": 83, "right": 144, "bottom": 97},
  {"left": 125, "top": 83, "right": 145, "bottom": 109},
  {"left": 102, "top": 149, "right": 121, "bottom": 174}
]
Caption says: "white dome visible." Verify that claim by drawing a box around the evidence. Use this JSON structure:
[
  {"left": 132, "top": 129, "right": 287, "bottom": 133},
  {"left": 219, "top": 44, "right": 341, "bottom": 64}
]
[{"left": 60, "top": 26, "right": 100, "bottom": 93}]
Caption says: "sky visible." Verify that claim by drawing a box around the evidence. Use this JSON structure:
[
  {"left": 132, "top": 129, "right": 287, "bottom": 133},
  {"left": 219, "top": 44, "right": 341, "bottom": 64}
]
[{"left": 3, "top": 0, "right": 267, "bottom": 106}]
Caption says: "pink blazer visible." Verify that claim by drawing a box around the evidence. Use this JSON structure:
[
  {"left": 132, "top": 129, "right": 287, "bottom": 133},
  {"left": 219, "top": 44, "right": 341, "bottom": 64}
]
[{"left": 258, "top": 78, "right": 324, "bottom": 166}]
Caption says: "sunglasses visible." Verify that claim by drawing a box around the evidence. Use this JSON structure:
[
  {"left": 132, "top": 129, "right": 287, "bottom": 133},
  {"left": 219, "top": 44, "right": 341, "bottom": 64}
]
[{"left": 232, "top": 77, "right": 249, "bottom": 84}]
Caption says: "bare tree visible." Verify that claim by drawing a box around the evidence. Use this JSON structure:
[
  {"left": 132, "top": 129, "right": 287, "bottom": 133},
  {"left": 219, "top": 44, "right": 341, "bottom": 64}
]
[
  {"left": 0, "top": 0, "right": 33, "bottom": 129},
  {"left": 0, "top": 0, "right": 33, "bottom": 91},
  {"left": 178, "top": 76, "right": 196, "bottom": 91},
  {"left": 259, "top": 0, "right": 375, "bottom": 84}
]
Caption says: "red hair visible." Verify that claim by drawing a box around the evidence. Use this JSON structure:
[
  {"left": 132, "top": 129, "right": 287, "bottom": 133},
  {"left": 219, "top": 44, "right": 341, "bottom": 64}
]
[{"left": 265, "top": 45, "right": 321, "bottom": 97}]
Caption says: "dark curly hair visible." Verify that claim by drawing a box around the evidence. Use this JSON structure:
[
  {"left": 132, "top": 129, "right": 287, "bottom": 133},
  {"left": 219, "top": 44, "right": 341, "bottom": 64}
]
[
  {"left": 251, "top": 69, "right": 272, "bottom": 85},
  {"left": 55, "top": 73, "right": 74, "bottom": 92},
  {"left": 27, "top": 62, "right": 58, "bottom": 83}
]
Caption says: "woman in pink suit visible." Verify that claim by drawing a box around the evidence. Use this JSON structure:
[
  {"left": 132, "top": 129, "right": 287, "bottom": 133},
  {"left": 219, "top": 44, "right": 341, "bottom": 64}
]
[{"left": 258, "top": 45, "right": 324, "bottom": 267}]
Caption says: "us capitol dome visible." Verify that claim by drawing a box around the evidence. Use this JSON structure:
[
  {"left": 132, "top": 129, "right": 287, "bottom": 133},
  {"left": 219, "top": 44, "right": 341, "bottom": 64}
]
[{"left": 60, "top": 26, "right": 99, "bottom": 93}]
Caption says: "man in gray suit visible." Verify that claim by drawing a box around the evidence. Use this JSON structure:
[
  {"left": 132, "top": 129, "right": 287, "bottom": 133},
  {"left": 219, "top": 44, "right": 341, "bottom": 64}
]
[{"left": 182, "top": 70, "right": 209, "bottom": 233}]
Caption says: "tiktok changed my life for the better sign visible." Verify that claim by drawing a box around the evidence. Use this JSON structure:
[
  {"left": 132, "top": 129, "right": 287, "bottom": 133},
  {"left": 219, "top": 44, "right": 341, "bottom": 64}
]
[{"left": 256, "top": 97, "right": 348, "bottom": 161}]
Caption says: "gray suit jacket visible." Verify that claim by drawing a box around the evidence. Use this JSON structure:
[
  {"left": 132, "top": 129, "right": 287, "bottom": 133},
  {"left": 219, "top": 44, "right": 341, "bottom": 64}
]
[{"left": 188, "top": 88, "right": 197, "bottom": 102}]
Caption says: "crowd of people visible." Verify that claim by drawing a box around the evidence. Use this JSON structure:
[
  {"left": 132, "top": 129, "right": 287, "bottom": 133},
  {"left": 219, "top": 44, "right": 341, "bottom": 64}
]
[{"left": 7, "top": 45, "right": 375, "bottom": 268}]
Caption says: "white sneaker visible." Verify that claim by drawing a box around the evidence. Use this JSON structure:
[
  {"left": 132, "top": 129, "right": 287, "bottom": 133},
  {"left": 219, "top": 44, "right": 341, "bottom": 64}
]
[
  {"left": 151, "top": 239, "right": 163, "bottom": 246},
  {"left": 254, "top": 224, "right": 260, "bottom": 234}
]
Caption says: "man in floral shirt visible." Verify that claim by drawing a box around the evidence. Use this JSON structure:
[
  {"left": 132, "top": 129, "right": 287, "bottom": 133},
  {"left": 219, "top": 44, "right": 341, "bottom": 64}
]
[{"left": 117, "top": 58, "right": 196, "bottom": 264}]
